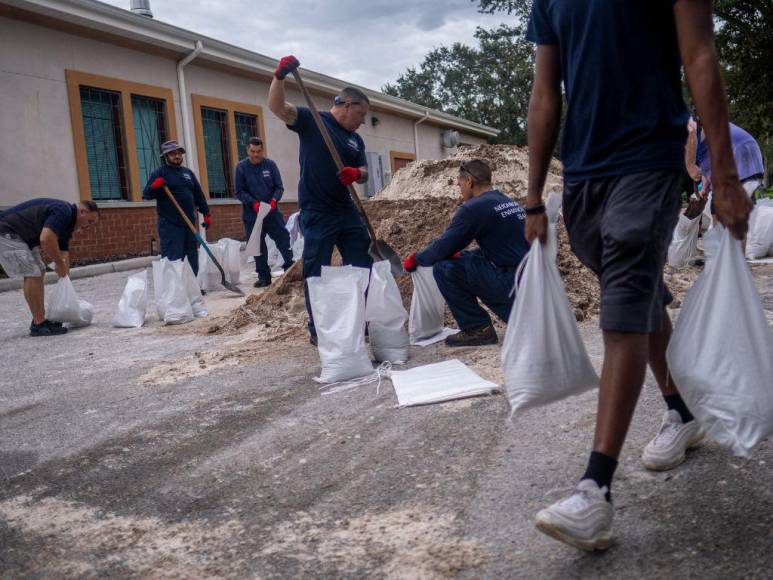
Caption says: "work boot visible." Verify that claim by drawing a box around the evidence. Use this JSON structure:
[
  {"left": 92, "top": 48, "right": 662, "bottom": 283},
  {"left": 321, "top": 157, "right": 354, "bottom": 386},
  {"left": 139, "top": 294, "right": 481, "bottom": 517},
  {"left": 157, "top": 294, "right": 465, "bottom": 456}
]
[
  {"left": 30, "top": 320, "right": 68, "bottom": 337},
  {"left": 254, "top": 277, "right": 271, "bottom": 288},
  {"left": 445, "top": 324, "right": 498, "bottom": 347}
]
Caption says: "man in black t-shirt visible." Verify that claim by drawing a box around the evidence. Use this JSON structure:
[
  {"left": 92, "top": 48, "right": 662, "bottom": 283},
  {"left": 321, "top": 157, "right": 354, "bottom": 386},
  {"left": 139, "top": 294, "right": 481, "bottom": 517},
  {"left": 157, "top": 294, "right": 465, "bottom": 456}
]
[
  {"left": 524, "top": 0, "right": 752, "bottom": 550},
  {"left": 0, "top": 198, "right": 99, "bottom": 336}
]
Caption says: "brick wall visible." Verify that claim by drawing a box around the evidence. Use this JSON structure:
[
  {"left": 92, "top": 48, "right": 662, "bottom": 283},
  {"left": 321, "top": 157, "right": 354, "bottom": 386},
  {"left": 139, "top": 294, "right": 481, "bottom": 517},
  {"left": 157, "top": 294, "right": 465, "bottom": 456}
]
[{"left": 69, "top": 201, "right": 299, "bottom": 264}]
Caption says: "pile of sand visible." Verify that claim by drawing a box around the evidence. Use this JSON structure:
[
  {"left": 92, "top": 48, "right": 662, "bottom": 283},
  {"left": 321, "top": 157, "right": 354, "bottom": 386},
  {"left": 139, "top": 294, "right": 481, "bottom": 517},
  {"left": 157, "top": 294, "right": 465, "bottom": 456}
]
[{"left": 377, "top": 144, "right": 563, "bottom": 201}]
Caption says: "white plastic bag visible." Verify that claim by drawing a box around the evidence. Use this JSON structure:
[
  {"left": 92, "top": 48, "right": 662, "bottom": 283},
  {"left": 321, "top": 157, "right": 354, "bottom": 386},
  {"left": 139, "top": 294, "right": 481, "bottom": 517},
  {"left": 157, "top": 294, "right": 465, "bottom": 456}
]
[
  {"left": 308, "top": 266, "right": 374, "bottom": 383},
  {"left": 152, "top": 258, "right": 193, "bottom": 325},
  {"left": 244, "top": 202, "right": 271, "bottom": 257},
  {"left": 264, "top": 236, "right": 285, "bottom": 272},
  {"left": 197, "top": 242, "right": 225, "bottom": 291},
  {"left": 667, "top": 213, "right": 701, "bottom": 269},
  {"left": 408, "top": 266, "right": 446, "bottom": 343},
  {"left": 292, "top": 234, "right": 304, "bottom": 262},
  {"left": 501, "top": 192, "right": 598, "bottom": 414},
  {"left": 112, "top": 270, "right": 148, "bottom": 328},
  {"left": 217, "top": 238, "right": 242, "bottom": 284},
  {"left": 183, "top": 258, "right": 208, "bottom": 318},
  {"left": 702, "top": 225, "right": 721, "bottom": 263},
  {"left": 667, "top": 227, "right": 773, "bottom": 457},
  {"left": 47, "top": 276, "right": 94, "bottom": 327},
  {"left": 390, "top": 359, "right": 497, "bottom": 407},
  {"left": 365, "top": 260, "right": 409, "bottom": 364},
  {"left": 745, "top": 205, "right": 773, "bottom": 260}
]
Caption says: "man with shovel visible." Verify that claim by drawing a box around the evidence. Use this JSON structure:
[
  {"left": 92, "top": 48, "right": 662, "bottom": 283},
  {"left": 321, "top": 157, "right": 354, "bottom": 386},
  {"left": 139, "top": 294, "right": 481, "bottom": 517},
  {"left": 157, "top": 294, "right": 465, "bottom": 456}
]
[
  {"left": 268, "top": 56, "right": 372, "bottom": 345},
  {"left": 143, "top": 140, "right": 211, "bottom": 276}
]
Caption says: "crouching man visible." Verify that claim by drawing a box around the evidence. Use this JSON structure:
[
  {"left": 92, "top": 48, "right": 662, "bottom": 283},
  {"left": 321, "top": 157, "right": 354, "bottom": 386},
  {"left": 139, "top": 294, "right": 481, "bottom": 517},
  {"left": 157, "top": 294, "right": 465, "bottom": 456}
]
[
  {"left": 0, "top": 198, "right": 99, "bottom": 336},
  {"left": 403, "top": 159, "right": 529, "bottom": 346}
]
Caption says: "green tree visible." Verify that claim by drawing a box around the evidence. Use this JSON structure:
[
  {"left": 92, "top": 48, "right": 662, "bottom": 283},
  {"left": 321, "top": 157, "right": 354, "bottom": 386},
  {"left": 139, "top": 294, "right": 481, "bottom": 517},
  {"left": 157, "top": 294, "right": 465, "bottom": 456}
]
[
  {"left": 383, "top": 25, "right": 534, "bottom": 145},
  {"left": 476, "top": 0, "right": 530, "bottom": 19}
]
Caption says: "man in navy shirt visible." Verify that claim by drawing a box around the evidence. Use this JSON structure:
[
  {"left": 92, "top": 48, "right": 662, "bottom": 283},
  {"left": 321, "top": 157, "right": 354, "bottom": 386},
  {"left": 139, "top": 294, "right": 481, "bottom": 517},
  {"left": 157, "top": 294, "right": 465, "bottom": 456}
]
[
  {"left": 0, "top": 198, "right": 99, "bottom": 336},
  {"left": 234, "top": 137, "right": 294, "bottom": 287},
  {"left": 403, "top": 160, "right": 528, "bottom": 346},
  {"left": 268, "top": 55, "right": 371, "bottom": 344},
  {"left": 525, "top": 0, "right": 753, "bottom": 550},
  {"left": 143, "top": 140, "right": 211, "bottom": 276}
]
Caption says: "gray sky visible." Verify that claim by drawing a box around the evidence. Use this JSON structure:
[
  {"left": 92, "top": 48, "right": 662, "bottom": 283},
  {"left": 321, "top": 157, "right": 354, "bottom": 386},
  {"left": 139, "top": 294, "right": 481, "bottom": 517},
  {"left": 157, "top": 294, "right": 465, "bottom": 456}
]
[{"left": 100, "top": 0, "right": 505, "bottom": 90}]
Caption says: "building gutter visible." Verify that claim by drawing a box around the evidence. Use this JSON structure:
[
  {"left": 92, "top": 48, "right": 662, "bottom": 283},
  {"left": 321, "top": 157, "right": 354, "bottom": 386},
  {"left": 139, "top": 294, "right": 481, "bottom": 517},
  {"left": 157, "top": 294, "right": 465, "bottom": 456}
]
[
  {"left": 177, "top": 39, "right": 202, "bottom": 172},
  {"left": 413, "top": 111, "right": 430, "bottom": 159}
]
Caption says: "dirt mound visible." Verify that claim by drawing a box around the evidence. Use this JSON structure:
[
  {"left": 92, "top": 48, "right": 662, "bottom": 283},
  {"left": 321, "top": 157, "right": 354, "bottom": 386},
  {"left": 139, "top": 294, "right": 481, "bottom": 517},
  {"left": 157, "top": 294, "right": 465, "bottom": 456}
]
[{"left": 378, "top": 144, "right": 563, "bottom": 201}]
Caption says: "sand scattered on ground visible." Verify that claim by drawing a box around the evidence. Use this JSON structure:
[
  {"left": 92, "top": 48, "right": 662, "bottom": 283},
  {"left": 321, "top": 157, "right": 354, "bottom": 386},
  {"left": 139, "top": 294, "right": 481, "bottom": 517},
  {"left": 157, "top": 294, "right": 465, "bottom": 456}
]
[{"left": 261, "top": 507, "right": 488, "bottom": 578}]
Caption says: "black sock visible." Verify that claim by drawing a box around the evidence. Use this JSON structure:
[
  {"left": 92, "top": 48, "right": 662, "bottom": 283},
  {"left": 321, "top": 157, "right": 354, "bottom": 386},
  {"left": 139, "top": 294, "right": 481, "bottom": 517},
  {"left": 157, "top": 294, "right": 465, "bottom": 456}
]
[
  {"left": 664, "top": 393, "right": 694, "bottom": 423},
  {"left": 581, "top": 451, "right": 617, "bottom": 501}
]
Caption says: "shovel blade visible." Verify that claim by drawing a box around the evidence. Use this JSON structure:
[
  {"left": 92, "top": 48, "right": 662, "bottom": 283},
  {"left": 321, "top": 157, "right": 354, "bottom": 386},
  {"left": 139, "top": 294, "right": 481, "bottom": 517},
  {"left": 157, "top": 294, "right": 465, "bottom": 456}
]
[
  {"left": 221, "top": 277, "right": 245, "bottom": 297},
  {"left": 369, "top": 239, "right": 405, "bottom": 277}
]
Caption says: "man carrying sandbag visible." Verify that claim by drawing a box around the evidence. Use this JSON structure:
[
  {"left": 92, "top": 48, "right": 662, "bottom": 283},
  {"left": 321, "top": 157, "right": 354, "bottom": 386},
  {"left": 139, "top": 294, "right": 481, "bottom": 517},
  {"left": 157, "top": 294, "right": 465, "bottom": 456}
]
[
  {"left": 402, "top": 159, "right": 529, "bottom": 347},
  {"left": 524, "top": 0, "right": 752, "bottom": 550},
  {"left": 268, "top": 56, "right": 372, "bottom": 346},
  {"left": 143, "top": 140, "right": 212, "bottom": 276},
  {"left": 0, "top": 198, "right": 99, "bottom": 336},
  {"left": 234, "top": 136, "right": 294, "bottom": 288}
]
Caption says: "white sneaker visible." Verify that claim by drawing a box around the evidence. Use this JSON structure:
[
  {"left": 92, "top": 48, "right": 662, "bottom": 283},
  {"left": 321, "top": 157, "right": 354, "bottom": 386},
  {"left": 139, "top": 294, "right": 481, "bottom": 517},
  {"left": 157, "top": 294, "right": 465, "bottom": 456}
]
[
  {"left": 535, "top": 479, "right": 614, "bottom": 551},
  {"left": 642, "top": 409, "right": 704, "bottom": 471}
]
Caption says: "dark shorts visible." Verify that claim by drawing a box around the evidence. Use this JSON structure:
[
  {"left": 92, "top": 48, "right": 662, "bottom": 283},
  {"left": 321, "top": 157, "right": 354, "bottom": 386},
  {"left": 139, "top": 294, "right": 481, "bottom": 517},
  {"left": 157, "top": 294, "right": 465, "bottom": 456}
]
[{"left": 563, "top": 170, "right": 688, "bottom": 333}]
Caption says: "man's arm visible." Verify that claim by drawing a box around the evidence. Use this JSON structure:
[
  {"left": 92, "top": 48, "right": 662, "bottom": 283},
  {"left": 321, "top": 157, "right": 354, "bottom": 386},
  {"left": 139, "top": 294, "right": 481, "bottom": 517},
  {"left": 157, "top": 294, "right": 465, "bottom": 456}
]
[
  {"left": 234, "top": 163, "right": 254, "bottom": 205},
  {"left": 674, "top": 0, "right": 751, "bottom": 239},
  {"left": 416, "top": 208, "right": 476, "bottom": 266},
  {"left": 40, "top": 227, "right": 68, "bottom": 277},
  {"left": 684, "top": 121, "right": 701, "bottom": 181},
  {"left": 268, "top": 77, "right": 298, "bottom": 126},
  {"left": 271, "top": 161, "right": 285, "bottom": 201},
  {"left": 191, "top": 173, "right": 210, "bottom": 216},
  {"left": 525, "top": 44, "right": 562, "bottom": 244},
  {"left": 142, "top": 168, "right": 160, "bottom": 200}
]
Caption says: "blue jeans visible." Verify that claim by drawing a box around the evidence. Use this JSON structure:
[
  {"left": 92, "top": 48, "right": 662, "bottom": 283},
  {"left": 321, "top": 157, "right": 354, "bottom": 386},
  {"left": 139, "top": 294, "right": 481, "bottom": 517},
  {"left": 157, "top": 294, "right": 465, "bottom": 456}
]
[
  {"left": 300, "top": 209, "right": 373, "bottom": 335},
  {"left": 159, "top": 217, "right": 198, "bottom": 275},
  {"left": 432, "top": 251, "right": 516, "bottom": 330},
  {"left": 244, "top": 210, "right": 294, "bottom": 280}
]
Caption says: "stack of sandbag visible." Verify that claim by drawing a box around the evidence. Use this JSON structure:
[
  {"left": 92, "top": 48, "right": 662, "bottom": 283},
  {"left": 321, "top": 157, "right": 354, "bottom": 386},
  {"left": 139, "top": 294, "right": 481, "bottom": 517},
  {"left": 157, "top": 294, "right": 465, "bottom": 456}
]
[
  {"left": 153, "top": 258, "right": 208, "bottom": 325},
  {"left": 47, "top": 276, "right": 94, "bottom": 327},
  {"left": 365, "top": 260, "right": 409, "bottom": 364}
]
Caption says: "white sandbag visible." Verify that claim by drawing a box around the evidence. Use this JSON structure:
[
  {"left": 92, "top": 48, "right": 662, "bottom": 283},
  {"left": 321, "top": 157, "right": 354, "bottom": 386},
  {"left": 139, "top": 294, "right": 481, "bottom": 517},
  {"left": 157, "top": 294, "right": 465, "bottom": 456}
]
[
  {"left": 286, "top": 211, "right": 301, "bottom": 244},
  {"left": 702, "top": 225, "right": 721, "bottom": 263},
  {"left": 264, "top": 236, "right": 285, "bottom": 272},
  {"left": 112, "top": 270, "right": 148, "bottom": 328},
  {"left": 182, "top": 258, "right": 208, "bottom": 318},
  {"left": 308, "top": 266, "right": 374, "bottom": 383},
  {"left": 217, "top": 238, "right": 242, "bottom": 284},
  {"left": 197, "top": 242, "right": 225, "bottom": 291},
  {"left": 667, "top": 227, "right": 773, "bottom": 457},
  {"left": 47, "top": 276, "right": 93, "bottom": 327},
  {"left": 292, "top": 234, "right": 304, "bottom": 262},
  {"left": 501, "top": 192, "right": 598, "bottom": 414},
  {"left": 390, "top": 359, "right": 498, "bottom": 407},
  {"left": 408, "top": 266, "right": 446, "bottom": 343},
  {"left": 152, "top": 258, "right": 193, "bottom": 325},
  {"left": 365, "top": 260, "right": 409, "bottom": 364},
  {"left": 745, "top": 205, "right": 773, "bottom": 260},
  {"left": 667, "top": 213, "right": 701, "bottom": 269},
  {"left": 244, "top": 202, "right": 271, "bottom": 257}
]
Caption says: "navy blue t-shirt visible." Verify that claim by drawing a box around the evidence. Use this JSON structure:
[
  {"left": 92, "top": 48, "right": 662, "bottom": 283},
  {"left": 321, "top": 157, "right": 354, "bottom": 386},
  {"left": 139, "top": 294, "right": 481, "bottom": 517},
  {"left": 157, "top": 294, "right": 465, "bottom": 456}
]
[
  {"left": 0, "top": 198, "right": 77, "bottom": 250},
  {"left": 527, "top": 0, "right": 688, "bottom": 180},
  {"left": 142, "top": 164, "right": 209, "bottom": 227},
  {"left": 288, "top": 107, "right": 367, "bottom": 213},
  {"left": 416, "top": 190, "right": 529, "bottom": 269},
  {"left": 234, "top": 157, "right": 284, "bottom": 219}
]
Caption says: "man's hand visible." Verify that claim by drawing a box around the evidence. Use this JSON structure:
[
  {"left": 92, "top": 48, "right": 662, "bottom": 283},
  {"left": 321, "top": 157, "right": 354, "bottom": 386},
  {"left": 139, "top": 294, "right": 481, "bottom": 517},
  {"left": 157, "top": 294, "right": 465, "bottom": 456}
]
[
  {"left": 338, "top": 167, "right": 361, "bottom": 186},
  {"left": 270, "top": 199, "right": 278, "bottom": 212},
  {"left": 252, "top": 201, "right": 262, "bottom": 213},
  {"left": 274, "top": 55, "right": 300, "bottom": 80},
  {"left": 403, "top": 252, "right": 418, "bottom": 273},
  {"left": 202, "top": 214, "right": 212, "bottom": 229},
  {"left": 712, "top": 174, "right": 752, "bottom": 240},
  {"left": 525, "top": 213, "right": 548, "bottom": 245},
  {"left": 451, "top": 251, "right": 462, "bottom": 259},
  {"left": 684, "top": 194, "right": 707, "bottom": 220},
  {"left": 54, "top": 261, "right": 69, "bottom": 278},
  {"left": 151, "top": 177, "right": 166, "bottom": 190}
]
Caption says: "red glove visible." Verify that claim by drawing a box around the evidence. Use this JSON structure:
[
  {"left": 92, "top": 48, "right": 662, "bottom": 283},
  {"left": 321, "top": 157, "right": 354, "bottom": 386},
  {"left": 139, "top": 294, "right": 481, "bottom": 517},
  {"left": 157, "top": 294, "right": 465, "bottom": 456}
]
[
  {"left": 275, "top": 55, "right": 300, "bottom": 80},
  {"left": 452, "top": 251, "right": 462, "bottom": 259},
  {"left": 338, "top": 167, "right": 361, "bottom": 186},
  {"left": 150, "top": 177, "right": 165, "bottom": 190},
  {"left": 252, "top": 201, "right": 261, "bottom": 213},
  {"left": 403, "top": 252, "right": 418, "bottom": 273},
  {"left": 270, "top": 199, "right": 278, "bottom": 212},
  {"left": 202, "top": 214, "right": 212, "bottom": 229}
]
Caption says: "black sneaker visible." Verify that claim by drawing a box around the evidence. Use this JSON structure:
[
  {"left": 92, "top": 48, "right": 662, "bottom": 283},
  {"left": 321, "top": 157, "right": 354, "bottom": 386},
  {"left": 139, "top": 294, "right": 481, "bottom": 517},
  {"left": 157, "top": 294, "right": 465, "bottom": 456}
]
[
  {"left": 309, "top": 333, "right": 318, "bottom": 347},
  {"left": 46, "top": 319, "right": 64, "bottom": 328},
  {"left": 254, "top": 278, "right": 271, "bottom": 288},
  {"left": 30, "top": 320, "right": 68, "bottom": 337},
  {"left": 445, "top": 324, "right": 498, "bottom": 347}
]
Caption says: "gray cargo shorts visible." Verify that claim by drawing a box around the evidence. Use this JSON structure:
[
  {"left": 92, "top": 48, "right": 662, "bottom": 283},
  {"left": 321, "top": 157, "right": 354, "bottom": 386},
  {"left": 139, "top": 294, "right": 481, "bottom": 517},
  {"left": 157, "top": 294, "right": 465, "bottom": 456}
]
[
  {"left": 0, "top": 233, "right": 46, "bottom": 278},
  {"left": 562, "top": 170, "right": 689, "bottom": 333}
]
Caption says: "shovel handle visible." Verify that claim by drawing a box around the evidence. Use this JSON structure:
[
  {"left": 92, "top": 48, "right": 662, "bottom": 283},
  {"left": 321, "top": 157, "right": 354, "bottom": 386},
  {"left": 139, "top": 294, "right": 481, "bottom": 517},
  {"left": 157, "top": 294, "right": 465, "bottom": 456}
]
[{"left": 290, "top": 70, "right": 380, "bottom": 245}]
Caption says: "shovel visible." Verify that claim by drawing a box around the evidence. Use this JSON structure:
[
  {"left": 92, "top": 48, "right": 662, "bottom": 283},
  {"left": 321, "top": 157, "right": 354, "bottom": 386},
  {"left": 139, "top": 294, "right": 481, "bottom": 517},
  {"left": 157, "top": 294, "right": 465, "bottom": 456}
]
[
  {"left": 161, "top": 185, "right": 245, "bottom": 296},
  {"left": 291, "top": 70, "right": 405, "bottom": 277}
]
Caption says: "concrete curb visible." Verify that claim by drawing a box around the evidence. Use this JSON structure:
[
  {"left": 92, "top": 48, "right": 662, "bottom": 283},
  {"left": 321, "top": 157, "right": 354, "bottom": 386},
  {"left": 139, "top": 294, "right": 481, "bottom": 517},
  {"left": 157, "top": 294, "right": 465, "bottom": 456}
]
[{"left": 0, "top": 255, "right": 160, "bottom": 293}]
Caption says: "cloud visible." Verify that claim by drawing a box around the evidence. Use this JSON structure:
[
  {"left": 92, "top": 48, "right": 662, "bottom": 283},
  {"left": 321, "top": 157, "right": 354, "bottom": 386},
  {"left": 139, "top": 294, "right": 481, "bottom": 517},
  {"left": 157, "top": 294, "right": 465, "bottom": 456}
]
[{"left": 98, "top": 0, "right": 505, "bottom": 89}]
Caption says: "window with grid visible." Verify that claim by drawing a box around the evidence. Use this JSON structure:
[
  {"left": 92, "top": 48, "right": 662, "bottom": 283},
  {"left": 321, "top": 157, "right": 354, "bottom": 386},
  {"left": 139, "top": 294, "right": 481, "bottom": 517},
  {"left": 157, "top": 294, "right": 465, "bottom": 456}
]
[
  {"left": 132, "top": 95, "right": 168, "bottom": 186},
  {"left": 234, "top": 112, "right": 259, "bottom": 160},
  {"left": 80, "top": 86, "right": 129, "bottom": 200},
  {"left": 201, "top": 106, "right": 232, "bottom": 198}
]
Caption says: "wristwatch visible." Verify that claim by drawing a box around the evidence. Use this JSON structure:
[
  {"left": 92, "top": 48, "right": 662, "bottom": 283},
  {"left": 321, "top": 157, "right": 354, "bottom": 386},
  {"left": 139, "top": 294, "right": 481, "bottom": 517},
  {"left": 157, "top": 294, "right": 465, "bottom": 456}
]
[{"left": 524, "top": 203, "right": 546, "bottom": 215}]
